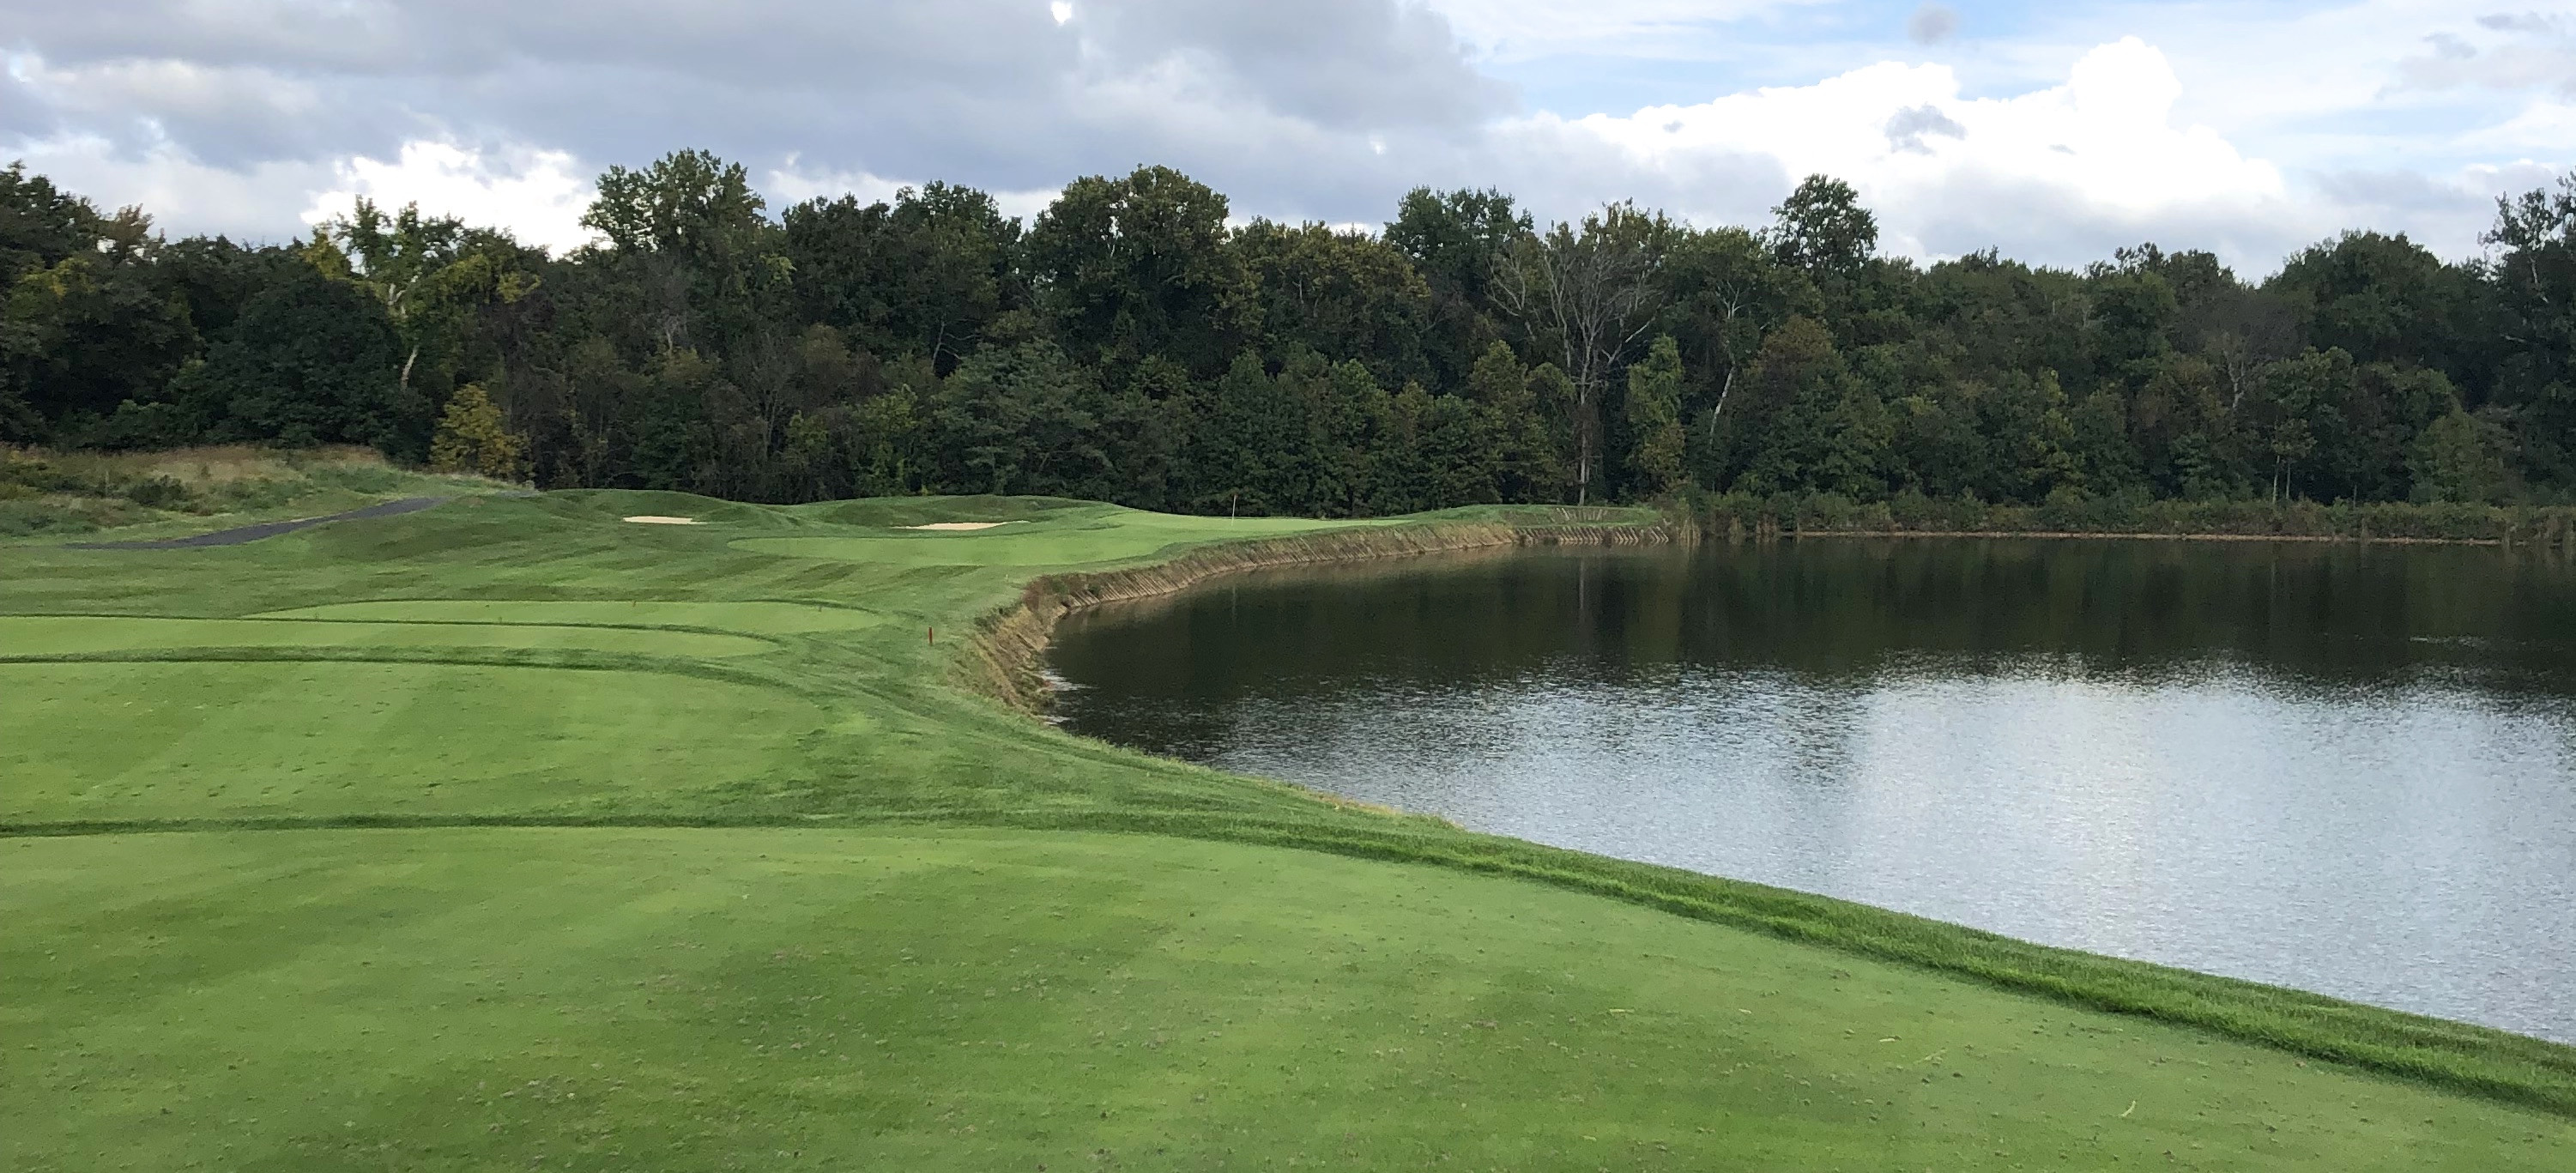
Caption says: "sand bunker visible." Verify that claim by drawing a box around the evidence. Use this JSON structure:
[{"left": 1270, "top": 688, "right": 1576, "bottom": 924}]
[
  {"left": 898, "top": 522, "right": 1021, "bottom": 531},
  {"left": 623, "top": 516, "right": 701, "bottom": 525}
]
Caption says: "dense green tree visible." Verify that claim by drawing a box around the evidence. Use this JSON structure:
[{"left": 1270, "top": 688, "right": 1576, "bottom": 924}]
[
  {"left": 780, "top": 182, "right": 1020, "bottom": 371},
  {"left": 930, "top": 341, "right": 1107, "bottom": 497},
  {"left": 2271, "top": 232, "right": 2482, "bottom": 381},
  {"left": 2481, "top": 178, "right": 2576, "bottom": 484},
  {"left": 1025, "top": 166, "right": 1250, "bottom": 377},
  {"left": 2410, "top": 408, "right": 2517, "bottom": 503},
  {"left": 1767, "top": 176, "right": 1878, "bottom": 280},
  {"left": 1308, "top": 356, "right": 1394, "bottom": 515},
  {"left": 2325, "top": 362, "right": 2457, "bottom": 503},
  {"left": 1234, "top": 221, "right": 1431, "bottom": 384},
  {"left": 2246, "top": 348, "right": 2356, "bottom": 502},
  {"left": 1656, "top": 227, "right": 1808, "bottom": 432},
  {"left": 1717, "top": 315, "right": 1835, "bottom": 491},
  {"left": 2084, "top": 267, "right": 2180, "bottom": 389},
  {"left": 0, "top": 181, "right": 197, "bottom": 441},
  {"left": 323, "top": 198, "right": 541, "bottom": 424},
  {"left": 0, "top": 163, "right": 106, "bottom": 287},
  {"left": 848, "top": 360, "right": 929, "bottom": 498},
  {"left": 18, "top": 153, "right": 2576, "bottom": 514},
  {"left": 1623, "top": 336, "right": 1686, "bottom": 495},
  {"left": 1463, "top": 341, "right": 1565, "bottom": 501},
  {"left": 1914, "top": 251, "right": 2089, "bottom": 392},
  {"left": 171, "top": 265, "right": 410, "bottom": 450},
  {"left": 428, "top": 384, "right": 526, "bottom": 478},
  {"left": 1092, "top": 357, "right": 1192, "bottom": 511},
  {"left": 2067, "top": 390, "right": 2138, "bottom": 492},
  {"left": 1414, "top": 386, "right": 1500, "bottom": 508},
  {"left": 3, "top": 252, "right": 197, "bottom": 434},
  {"left": 1384, "top": 187, "right": 1530, "bottom": 389},
  {"left": 582, "top": 150, "right": 788, "bottom": 353}
]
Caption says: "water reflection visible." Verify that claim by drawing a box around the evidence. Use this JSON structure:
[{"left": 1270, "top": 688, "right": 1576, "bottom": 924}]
[{"left": 1051, "top": 540, "right": 2576, "bottom": 1043}]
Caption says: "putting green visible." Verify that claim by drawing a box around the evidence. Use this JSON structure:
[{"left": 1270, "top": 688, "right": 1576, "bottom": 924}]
[
  {"left": 5, "top": 826, "right": 2567, "bottom": 1172},
  {"left": 0, "top": 659, "right": 823, "bottom": 823},
  {"left": 0, "top": 615, "right": 775, "bottom": 658},
  {"left": 258, "top": 600, "right": 886, "bottom": 635}
]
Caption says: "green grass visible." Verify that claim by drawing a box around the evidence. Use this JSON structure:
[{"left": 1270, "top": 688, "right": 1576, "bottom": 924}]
[
  {"left": 258, "top": 600, "right": 888, "bottom": 634},
  {"left": 2, "top": 662, "right": 825, "bottom": 822},
  {"left": 733, "top": 512, "right": 1394, "bottom": 567},
  {"left": 0, "top": 615, "right": 776, "bottom": 657},
  {"left": 9, "top": 827, "right": 2568, "bottom": 1173},
  {"left": 3, "top": 487, "right": 2573, "bottom": 1170}
]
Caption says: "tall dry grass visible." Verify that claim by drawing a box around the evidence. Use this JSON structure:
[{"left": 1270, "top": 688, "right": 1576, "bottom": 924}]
[{"left": 2, "top": 444, "right": 390, "bottom": 490}]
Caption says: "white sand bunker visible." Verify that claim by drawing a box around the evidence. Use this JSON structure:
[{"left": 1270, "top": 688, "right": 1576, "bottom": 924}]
[
  {"left": 898, "top": 521, "right": 1022, "bottom": 531},
  {"left": 623, "top": 516, "right": 702, "bottom": 525}
]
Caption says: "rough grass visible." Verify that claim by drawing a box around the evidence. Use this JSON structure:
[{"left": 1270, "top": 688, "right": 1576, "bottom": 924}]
[
  {"left": 0, "top": 444, "right": 506, "bottom": 541},
  {"left": 3, "top": 489, "right": 2573, "bottom": 1170}
]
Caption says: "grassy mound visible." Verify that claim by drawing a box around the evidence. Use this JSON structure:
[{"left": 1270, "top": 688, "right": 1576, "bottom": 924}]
[{"left": 3, "top": 488, "right": 2572, "bottom": 1170}]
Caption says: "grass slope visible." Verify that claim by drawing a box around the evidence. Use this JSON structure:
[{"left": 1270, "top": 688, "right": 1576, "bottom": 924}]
[
  {"left": 11, "top": 828, "right": 2568, "bottom": 1173},
  {"left": 4, "top": 488, "right": 2573, "bottom": 1170},
  {"left": 2, "top": 444, "right": 506, "bottom": 541}
]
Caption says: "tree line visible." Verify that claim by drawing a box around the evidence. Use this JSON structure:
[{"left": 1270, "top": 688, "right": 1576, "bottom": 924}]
[{"left": 8, "top": 152, "right": 2576, "bottom": 514}]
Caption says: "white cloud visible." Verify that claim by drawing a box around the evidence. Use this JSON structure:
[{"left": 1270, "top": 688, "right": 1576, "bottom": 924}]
[
  {"left": 6, "top": 53, "right": 320, "bottom": 121},
  {"left": 764, "top": 159, "right": 1063, "bottom": 222},
  {"left": 6, "top": 2, "right": 2573, "bottom": 272},
  {"left": 2395, "top": 8, "right": 2576, "bottom": 94},
  {"left": 2455, "top": 99, "right": 2576, "bottom": 153},
  {"left": 1425, "top": 0, "right": 1801, "bottom": 60},
  {"left": 1521, "top": 39, "right": 2295, "bottom": 264},
  {"left": 6, "top": 131, "right": 335, "bottom": 240},
  {"left": 300, "top": 142, "right": 599, "bottom": 253}
]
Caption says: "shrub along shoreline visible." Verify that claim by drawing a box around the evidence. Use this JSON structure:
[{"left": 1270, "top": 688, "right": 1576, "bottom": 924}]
[
  {"left": 964, "top": 508, "right": 2576, "bottom": 1118},
  {"left": 1696, "top": 488, "right": 2576, "bottom": 546}
]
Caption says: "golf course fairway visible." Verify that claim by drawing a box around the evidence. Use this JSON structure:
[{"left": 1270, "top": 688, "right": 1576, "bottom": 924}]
[{"left": 5, "top": 490, "right": 2572, "bottom": 1170}]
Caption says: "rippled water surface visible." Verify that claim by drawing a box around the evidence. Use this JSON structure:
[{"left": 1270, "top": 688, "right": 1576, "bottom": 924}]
[{"left": 1050, "top": 539, "right": 2576, "bottom": 1042}]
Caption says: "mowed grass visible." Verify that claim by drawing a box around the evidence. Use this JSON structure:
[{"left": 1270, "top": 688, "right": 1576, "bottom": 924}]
[
  {"left": 0, "top": 615, "right": 775, "bottom": 657},
  {"left": 3, "top": 487, "right": 2574, "bottom": 1169},
  {"left": 734, "top": 512, "right": 1395, "bottom": 567},
  {"left": 260, "top": 600, "right": 886, "bottom": 635},
  {"left": 8, "top": 827, "right": 2569, "bottom": 1173},
  {"left": 1, "top": 661, "right": 825, "bottom": 823},
  {"left": 0, "top": 493, "right": 1388, "bottom": 829}
]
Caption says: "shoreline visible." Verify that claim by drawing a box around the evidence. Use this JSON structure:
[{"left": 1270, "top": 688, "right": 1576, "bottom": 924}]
[
  {"left": 968, "top": 514, "right": 1695, "bottom": 711},
  {"left": 1697, "top": 496, "right": 2576, "bottom": 549},
  {"left": 964, "top": 511, "right": 2576, "bottom": 1117},
  {"left": 1768, "top": 528, "right": 2534, "bottom": 546}
]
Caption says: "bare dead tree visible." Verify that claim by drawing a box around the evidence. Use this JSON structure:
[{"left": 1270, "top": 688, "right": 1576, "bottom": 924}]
[
  {"left": 1491, "top": 204, "right": 1663, "bottom": 504},
  {"left": 1698, "top": 279, "right": 1764, "bottom": 430}
]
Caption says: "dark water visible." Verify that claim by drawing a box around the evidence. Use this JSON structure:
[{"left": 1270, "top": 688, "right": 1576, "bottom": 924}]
[{"left": 1050, "top": 539, "right": 2576, "bottom": 1043}]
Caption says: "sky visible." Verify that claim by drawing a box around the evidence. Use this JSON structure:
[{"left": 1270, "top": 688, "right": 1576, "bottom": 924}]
[{"left": 3, "top": 0, "right": 2572, "bottom": 273}]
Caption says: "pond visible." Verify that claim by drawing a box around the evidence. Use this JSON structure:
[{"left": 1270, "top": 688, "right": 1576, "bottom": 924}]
[{"left": 1049, "top": 538, "right": 2576, "bottom": 1043}]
